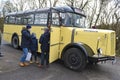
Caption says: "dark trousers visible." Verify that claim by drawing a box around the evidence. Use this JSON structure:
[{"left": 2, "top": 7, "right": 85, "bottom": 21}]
[
  {"left": 0, "top": 45, "right": 1, "bottom": 55},
  {"left": 30, "top": 51, "right": 37, "bottom": 61},
  {"left": 0, "top": 45, "right": 3, "bottom": 56},
  {"left": 40, "top": 51, "right": 49, "bottom": 65}
]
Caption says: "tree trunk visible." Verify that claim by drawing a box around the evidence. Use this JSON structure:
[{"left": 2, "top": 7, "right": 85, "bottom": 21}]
[{"left": 94, "top": 0, "right": 103, "bottom": 26}]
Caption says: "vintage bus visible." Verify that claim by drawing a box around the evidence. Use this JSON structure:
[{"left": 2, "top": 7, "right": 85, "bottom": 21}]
[{"left": 3, "top": 6, "right": 116, "bottom": 71}]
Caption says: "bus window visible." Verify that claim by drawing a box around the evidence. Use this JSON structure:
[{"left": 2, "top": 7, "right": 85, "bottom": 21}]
[
  {"left": 60, "top": 13, "right": 85, "bottom": 28},
  {"left": 73, "top": 14, "right": 85, "bottom": 28},
  {"left": 5, "top": 16, "right": 9, "bottom": 24},
  {"left": 52, "top": 13, "right": 60, "bottom": 26},
  {"left": 16, "top": 17, "right": 22, "bottom": 24},
  {"left": 65, "top": 13, "right": 72, "bottom": 26},
  {"left": 9, "top": 16, "right": 16, "bottom": 24},
  {"left": 23, "top": 14, "right": 34, "bottom": 25},
  {"left": 34, "top": 13, "right": 47, "bottom": 25},
  {"left": 60, "top": 13, "right": 72, "bottom": 27}
]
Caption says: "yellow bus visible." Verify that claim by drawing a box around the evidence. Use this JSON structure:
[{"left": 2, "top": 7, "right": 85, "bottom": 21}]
[{"left": 4, "top": 6, "right": 116, "bottom": 71}]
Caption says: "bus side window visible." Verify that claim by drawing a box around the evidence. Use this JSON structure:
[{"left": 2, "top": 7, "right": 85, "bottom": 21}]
[
  {"left": 64, "top": 13, "right": 72, "bottom": 26},
  {"left": 23, "top": 18, "right": 28, "bottom": 25},
  {"left": 27, "top": 14, "right": 34, "bottom": 24},
  {"left": 34, "top": 13, "right": 47, "bottom": 25},
  {"left": 9, "top": 16, "right": 16, "bottom": 24},
  {"left": 23, "top": 14, "right": 34, "bottom": 25},
  {"left": 16, "top": 16, "right": 22, "bottom": 24},
  {"left": 60, "top": 13, "right": 72, "bottom": 27},
  {"left": 52, "top": 13, "right": 60, "bottom": 26},
  {"left": 5, "top": 16, "right": 9, "bottom": 24}
]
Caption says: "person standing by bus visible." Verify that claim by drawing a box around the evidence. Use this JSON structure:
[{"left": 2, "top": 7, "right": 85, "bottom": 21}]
[
  {"left": 38, "top": 28, "right": 50, "bottom": 68},
  {"left": 30, "top": 33, "right": 38, "bottom": 64},
  {"left": 19, "top": 25, "right": 31, "bottom": 67},
  {"left": 0, "top": 30, "right": 3, "bottom": 57}
]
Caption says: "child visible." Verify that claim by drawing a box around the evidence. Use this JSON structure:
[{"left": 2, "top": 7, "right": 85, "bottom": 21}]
[{"left": 30, "top": 33, "right": 38, "bottom": 63}]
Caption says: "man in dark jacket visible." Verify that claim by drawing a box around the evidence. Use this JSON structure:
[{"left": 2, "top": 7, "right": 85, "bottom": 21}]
[
  {"left": 38, "top": 28, "right": 50, "bottom": 68},
  {"left": 19, "top": 25, "right": 31, "bottom": 67}
]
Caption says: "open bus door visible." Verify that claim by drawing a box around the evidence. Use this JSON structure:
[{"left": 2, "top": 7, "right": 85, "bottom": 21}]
[
  {"left": 49, "top": 12, "right": 61, "bottom": 63},
  {"left": 49, "top": 27, "right": 60, "bottom": 63}
]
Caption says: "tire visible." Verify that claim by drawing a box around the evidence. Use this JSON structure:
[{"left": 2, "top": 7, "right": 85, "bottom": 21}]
[
  {"left": 64, "top": 48, "right": 87, "bottom": 71},
  {"left": 12, "top": 35, "right": 19, "bottom": 49}
]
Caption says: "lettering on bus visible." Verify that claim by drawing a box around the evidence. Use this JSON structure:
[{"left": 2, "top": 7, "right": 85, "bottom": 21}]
[{"left": 84, "top": 30, "right": 98, "bottom": 32}]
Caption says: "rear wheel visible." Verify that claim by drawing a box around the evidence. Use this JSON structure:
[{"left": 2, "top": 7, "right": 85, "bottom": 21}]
[
  {"left": 64, "top": 48, "right": 87, "bottom": 71},
  {"left": 12, "top": 35, "right": 19, "bottom": 49}
]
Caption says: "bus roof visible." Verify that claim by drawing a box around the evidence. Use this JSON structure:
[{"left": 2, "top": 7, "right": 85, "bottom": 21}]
[
  {"left": 52, "top": 6, "right": 86, "bottom": 17},
  {"left": 6, "top": 6, "right": 86, "bottom": 17}
]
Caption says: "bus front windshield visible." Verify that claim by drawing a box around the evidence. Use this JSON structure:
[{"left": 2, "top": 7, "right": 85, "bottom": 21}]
[{"left": 60, "top": 13, "right": 85, "bottom": 28}]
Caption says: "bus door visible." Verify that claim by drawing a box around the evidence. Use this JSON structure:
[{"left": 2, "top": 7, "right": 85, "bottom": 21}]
[{"left": 49, "top": 12, "right": 61, "bottom": 63}]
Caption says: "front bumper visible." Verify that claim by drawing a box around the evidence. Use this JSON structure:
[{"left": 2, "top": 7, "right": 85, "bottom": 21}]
[{"left": 88, "top": 56, "right": 115, "bottom": 63}]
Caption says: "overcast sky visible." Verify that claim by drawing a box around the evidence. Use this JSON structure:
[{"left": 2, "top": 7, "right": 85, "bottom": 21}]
[{"left": 0, "top": 0, "right": 7, "bottom": 10}]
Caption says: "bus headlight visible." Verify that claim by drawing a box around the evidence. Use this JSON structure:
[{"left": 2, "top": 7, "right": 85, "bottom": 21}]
[{"left": 97, "top": 48, "right": 102, "bottom": 55}]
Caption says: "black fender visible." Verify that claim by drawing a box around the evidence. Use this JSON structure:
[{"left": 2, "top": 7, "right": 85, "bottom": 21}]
[{"left": 61, "top": 42, "right": 94, "bottom": 60}]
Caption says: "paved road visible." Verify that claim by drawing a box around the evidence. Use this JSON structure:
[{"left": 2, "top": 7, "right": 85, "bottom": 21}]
[{"left": 0, "top": 43, "right": 120, "bottom": 80}]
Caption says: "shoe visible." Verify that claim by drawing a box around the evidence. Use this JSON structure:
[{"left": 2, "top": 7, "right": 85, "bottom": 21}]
[
  {"left": 35, "top": 61, "right": 39, "bottom": 64},
  {"left": 19, "top": 62, "right": 25, "bottom": 67},
  {"left": 24, "top": 62, "right": 30, "bottom": 66},
  {"left": 38, "top": 64, "right": 43, "bottom": 68},
  {"left": 30, "top": 61, "right": 33, "bottom": 64}
]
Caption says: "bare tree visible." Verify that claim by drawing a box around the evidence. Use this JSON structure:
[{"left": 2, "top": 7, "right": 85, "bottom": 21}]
[
  {"left": 79, "top": 0, "right": 90, "bottom": 9},
  {"left": 113, "top": 0, "right": 120, "bottom": 24},
  {"left": 94, "top": 0, "right": 104, "bottom": 26},
  {"left": 53, "top": 0, "right": 59, "bottom": 7},
  {"left": 94, "top": 0, "right": 116, "bottom": 26},
  {"left": 12, "top": 0, "right": 28, "bottom": 11},
  {"left": 27, "top": 0, "right": 38, "bottom": 10},
  {"left": 65, "top": 0, "right": 89, "bottom": 9},
  {"left": 103, "top": 0, "right": 119, "bottom": 24},
  {"left": 48, "top": 0, "right": 59, "bottom": 7},
  {"left": 65, "top": 0, "right": 75, "bottom": 7},
  {"left": 37, "top": 0, "right": 47, "bottom": 8},
  {"left": 2, "top": 1, "right": 15, "bottom": 16},
  {"left": 87, "top": 0, "right": 98, "bottom": 27}
]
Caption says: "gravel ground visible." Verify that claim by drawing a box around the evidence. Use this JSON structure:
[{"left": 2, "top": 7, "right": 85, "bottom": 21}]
[{"left": 0, "top": 41, "right": 120, "bottom": 80}]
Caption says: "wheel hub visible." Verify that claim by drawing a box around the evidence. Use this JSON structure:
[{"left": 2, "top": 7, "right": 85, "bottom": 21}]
[{"left": 69, "top": 54, "right": 80, "bottom": 65}]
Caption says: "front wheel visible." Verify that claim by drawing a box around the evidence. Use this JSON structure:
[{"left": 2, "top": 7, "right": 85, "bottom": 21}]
[
  {"left": 64, "top": 48, "right": 87, "bottom": 71},
  {"left": 12, "top": 35, "right": 19, "bottom": 49}
]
